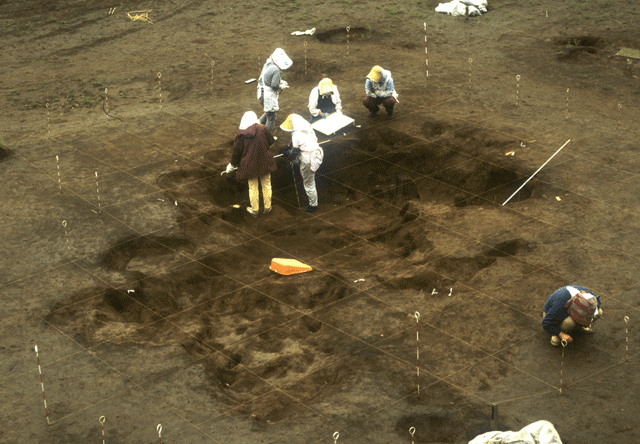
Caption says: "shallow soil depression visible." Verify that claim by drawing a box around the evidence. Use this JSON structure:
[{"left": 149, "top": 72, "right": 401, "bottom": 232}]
[{"left": 1, "top": 1, "right": 639, "bottom": 443}]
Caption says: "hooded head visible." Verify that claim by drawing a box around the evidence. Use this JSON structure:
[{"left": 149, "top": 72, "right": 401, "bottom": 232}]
[
  {"left": 280, "top": 114, "right": 295, "bottom": 132},
  {"left": 566, "top": 291, "right": 598, "bottom": 327},
  {"left": 319, "top": 78, "right": 334, "bottom": 96},
  {"left": 239, "top": 111, "right": 259, "bottom": 130},
  {"left": 367, "top": 65, "right": 383, "bottom": 82},
  {"left": 280, "top": 114, "right": 317, "bottom": 139},
  {"left": 270, "top": 48, "right": 293, "bottom": 70}
]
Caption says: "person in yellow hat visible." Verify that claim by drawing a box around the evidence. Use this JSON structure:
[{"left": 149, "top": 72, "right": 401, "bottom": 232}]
[
  {"left": 363, "top": 65, "right": 398, "bottom": 118},
  {"left": 257, "top": 48, "right": 293, "bottom": 131},
  {"left": 308, "top": 77, "right": 342, "bottom": 123},
  {"left": 280, "top": 114, "right": 324, "bottom": 212}
]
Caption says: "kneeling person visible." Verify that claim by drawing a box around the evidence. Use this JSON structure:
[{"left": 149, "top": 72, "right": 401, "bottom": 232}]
[
  {"left": 362, "top": 65, "right": 398, "bottom": 118},
  {"left": 542, "top": 285, "right": 602, "bottom": 346},
  {"left": 308, "top": 78, "right": 342, "bottom": 123}
]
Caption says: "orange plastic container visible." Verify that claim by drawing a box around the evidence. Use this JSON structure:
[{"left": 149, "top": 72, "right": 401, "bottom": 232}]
[{"left": 269, "top": 258, "right": 313, "bottom": 275}]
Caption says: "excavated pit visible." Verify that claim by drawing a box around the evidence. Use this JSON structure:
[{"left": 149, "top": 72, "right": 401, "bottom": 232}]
[
  {"left": 315, "top": 27, "right": 372, "bottom": 43},
  {"left": 46, "top": 118, "right": 542, "bottom": 431},
  {"left": 554, "top": 35, "right": 603, "bottom": 61}
]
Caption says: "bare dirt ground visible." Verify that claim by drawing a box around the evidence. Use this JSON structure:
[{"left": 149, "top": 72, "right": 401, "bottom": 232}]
[{"left": 1, "top": 0, "right": 640, "bottom": 443}]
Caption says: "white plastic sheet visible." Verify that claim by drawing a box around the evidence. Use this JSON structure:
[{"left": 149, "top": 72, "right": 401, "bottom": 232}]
[
  {"left": 290, "top": 28, "right": 316, "bottom": 36},
  {"left": 435, "top": 0, "right": 488, "bottom": 16},
  {"left": 311, "top": 113, "right": 354, "bottom": 136},
  {"left": 468, "top": 420, "right": 562, "bottom": 444}
]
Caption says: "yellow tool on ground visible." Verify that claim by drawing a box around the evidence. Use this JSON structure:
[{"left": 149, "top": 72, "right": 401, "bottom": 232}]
[
  {"left": 127, "top": 10, "right": 154, "bottom": 24},
  {"left": 269, "top": 258, "right": 313, "bottom": 275}
]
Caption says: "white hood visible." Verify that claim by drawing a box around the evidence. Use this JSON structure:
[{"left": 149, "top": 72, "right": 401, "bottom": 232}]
[
  {"left": 270, "top": 48, "right": 293, "bottom": 70},
  {"left": 239, "top": 111, "right": 259, "bottom": 130}
]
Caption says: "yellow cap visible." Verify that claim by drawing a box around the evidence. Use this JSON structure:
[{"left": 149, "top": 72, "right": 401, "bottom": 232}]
[
  {"left": 319, "top": 78, "right": 334, "bottom": 95},
  {"left": 367, "top": 65, "right": 382, "bottom": 82},
  {"left": 280, "top": 114, "right": 294, "bottom": 131}
]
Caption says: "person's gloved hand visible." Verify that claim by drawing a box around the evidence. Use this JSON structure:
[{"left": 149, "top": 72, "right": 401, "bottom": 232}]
[
  {"left": 559, "top": 332, "right": 573, "bottom": 343},
  {"left": 279, "top": 80, "right": 289, "bottom": 90},
  {"left": 282, "top": 142, "right": 293, "bottom": 158},
  {"left": 283, "top": 143, "right": 301, "bottom": 164},
  {"left": 225, "top": 163, "right": 234, "bottom": 174}
]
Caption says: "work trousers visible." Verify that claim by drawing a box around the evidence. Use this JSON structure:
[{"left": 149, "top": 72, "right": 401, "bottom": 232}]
[
  {"left": 258, "top": 95, "right": 277, "bottom": 131},
  {"left": 362, "top": 96, "right": 396, "bottom": 115},
  {"left": 299, "top": 162, "right": 318, "bottom": 207},
  {"left": 259, "top": 111, "right": 277, "bottom": 132},
  {"left": 247, "top": 173, "right": 272, "bottom": 213},
  {"left": 543, "top": 311, "right": 579, "bottom": 334}
]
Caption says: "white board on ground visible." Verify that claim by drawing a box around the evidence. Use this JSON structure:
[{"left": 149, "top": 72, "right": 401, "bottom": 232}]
[{"left": 311, "top": 113, "right": 355, "bottom": 136}]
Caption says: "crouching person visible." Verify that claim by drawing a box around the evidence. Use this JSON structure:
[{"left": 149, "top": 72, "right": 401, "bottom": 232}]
[
  {"left": 362, "top": 65, "right": 398, "bottom": 118},
  {"left": 226, "top": 111, "right": 276, "bottom": 217},
  {"left": 308, "top": 77, "right": 342, "bottom": 123},
  {"left": 542, "top": 285, "right": 603, "bottom": 346}
]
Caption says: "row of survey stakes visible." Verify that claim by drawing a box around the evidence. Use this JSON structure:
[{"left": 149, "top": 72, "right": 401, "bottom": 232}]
[
  {"left": 39, "top": 15, "right": 633, "bottom": 440},
  {"left": 32, "top": 311, "right": 632, "bottom": 439},
  {"left": 40, "top": 222, "right": 635, "bottom": 435}
]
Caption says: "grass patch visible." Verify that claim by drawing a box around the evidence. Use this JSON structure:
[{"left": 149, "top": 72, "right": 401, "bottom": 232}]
[
  {"left": 385, "top": 7, "right": 404, "bottom": 15},
  {"left": 27, "top": 101, "right": 45, "bottom": 109}
]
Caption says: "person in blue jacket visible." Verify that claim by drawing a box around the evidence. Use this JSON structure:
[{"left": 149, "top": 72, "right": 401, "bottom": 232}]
[
  {"left": 542, "top": 285, "right": 603, "bottom": 346},
  {"left": 362, "top": 65, "right": 398, "bottom": 118}
]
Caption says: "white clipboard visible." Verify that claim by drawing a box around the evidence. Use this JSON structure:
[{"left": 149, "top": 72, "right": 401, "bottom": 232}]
[{"left": 311, "top": 113, "right": 355, "bottom": 136}]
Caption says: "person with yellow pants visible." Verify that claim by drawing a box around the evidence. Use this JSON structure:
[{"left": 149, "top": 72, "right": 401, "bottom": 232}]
[{"left": 226, "top": 111, "right": 276, "bottom": 217}]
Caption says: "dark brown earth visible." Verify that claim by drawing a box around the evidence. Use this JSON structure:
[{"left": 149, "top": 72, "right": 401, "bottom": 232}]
[{"left": 1, "top": 1, "right": 639, "bottom": 443}]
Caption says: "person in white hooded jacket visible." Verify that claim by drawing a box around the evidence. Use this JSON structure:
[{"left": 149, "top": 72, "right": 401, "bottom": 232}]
[
  {"left": 257, "top": 48, "right": 293, "bottom": 131},
  {"left": 280, "top": 114, "right": 324, "bottom": 212}
]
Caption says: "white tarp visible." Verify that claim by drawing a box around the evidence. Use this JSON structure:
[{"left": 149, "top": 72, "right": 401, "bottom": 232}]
[
  {"left": 290, "top": 28, "right": 316, "bottom": 36},
  {"left": 311, "top": 113, "right": 354, "bottom": 136},
  {"left": 468, "top": 420, "right": 562, "bottom": 444},
  {"left": 436, "top": 0, "right": 488, "bottom": 16}
]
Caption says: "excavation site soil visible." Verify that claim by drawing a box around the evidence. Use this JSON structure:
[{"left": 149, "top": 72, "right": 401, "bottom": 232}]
[{"left": 1, "top": 1, "right": 640, "bottom": 443}]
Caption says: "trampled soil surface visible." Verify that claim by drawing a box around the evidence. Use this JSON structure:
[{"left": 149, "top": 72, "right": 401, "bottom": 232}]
[{"left": 1, "top": 1, "right": 640, "bottom": 443}]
